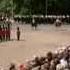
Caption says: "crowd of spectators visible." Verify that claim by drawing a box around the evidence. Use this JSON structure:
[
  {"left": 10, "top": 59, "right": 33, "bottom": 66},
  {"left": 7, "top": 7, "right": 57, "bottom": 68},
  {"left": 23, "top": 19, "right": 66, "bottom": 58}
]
[
  {"left": 3, "top": 45, "right": 69, "bottom": 70},
  {"left": 25, "top": 46, "right": 70, "bottom": 70}
]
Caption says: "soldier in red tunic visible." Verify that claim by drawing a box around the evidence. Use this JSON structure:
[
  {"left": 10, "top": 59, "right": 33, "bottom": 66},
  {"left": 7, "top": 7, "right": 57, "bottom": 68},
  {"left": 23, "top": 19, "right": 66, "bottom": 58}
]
[
  {"left": 2, "top": 25, "right": 5, "bottom": 41},
  {"left": 5, "top": 27, "right": 8, "bottom": 41},
  {"left": 7, "top": 23, "right": 11, "bottom": 40},
  {"left": 0, "top": 25, "right": 2, "bottom": 41}
]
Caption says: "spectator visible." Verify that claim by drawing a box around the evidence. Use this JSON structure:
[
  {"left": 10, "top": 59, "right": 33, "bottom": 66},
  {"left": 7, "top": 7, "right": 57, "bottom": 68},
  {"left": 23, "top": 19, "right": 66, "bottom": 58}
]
[
  {"left": 9, "top": 63, "right": 16, "bottom": 70},
  {"left": 19, "top": 64, "right": 26, "bottom": 70},
  {"left": 46, "top": 52, "right": 53, "bottom": 62}
]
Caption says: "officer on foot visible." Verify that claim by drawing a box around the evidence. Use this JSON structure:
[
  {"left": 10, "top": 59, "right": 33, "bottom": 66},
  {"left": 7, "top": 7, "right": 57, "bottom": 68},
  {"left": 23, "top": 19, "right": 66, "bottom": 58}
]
[{"left": 17, "top": 27, "right": 20, "bottom": 41}]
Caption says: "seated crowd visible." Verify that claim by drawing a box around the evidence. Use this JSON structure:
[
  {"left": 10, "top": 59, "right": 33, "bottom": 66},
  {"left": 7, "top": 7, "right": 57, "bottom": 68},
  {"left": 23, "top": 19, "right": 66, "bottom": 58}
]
[{"left": 7, "top": 45, "right": 70, "bottom": 70}]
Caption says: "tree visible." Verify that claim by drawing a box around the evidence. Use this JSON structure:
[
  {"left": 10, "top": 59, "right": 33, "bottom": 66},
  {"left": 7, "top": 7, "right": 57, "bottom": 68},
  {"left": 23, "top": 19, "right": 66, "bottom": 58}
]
[{"left": 0, "top": 0, "right": 70, "bottom": 15}]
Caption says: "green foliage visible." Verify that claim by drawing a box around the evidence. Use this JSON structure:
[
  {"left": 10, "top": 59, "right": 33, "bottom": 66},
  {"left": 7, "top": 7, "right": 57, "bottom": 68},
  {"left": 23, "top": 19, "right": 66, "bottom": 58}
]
[{"left": 0, "top": 0, "right": 70, "bottom": 15}]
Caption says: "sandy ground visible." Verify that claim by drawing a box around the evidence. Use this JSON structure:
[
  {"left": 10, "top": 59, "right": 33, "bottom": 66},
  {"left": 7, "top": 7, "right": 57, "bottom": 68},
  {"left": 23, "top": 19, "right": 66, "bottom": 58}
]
[{"left": 0, "top": 23, "right": 70, "bottom": 69}]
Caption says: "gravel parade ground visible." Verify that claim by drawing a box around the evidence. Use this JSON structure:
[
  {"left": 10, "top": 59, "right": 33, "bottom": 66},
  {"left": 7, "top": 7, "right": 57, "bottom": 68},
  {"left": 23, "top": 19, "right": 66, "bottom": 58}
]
[{"left": 0, "top": 23, "right": 70, "bottom": 69}]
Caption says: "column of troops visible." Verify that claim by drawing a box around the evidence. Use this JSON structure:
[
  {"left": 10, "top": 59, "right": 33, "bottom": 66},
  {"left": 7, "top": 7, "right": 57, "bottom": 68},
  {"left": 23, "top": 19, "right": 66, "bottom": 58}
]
[{"left": 0, "top": 21, "right": 11, "bottom": 42}]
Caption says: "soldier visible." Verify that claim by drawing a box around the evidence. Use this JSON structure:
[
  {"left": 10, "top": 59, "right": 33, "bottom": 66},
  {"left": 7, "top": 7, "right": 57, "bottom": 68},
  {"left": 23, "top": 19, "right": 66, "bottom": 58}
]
[
  {"left": 7, "top": 23, "right": 11, "bottom": 40},
  {"left": 55, "top": 18, "right": 62, "bottom": 27},
  {"left": 32, "top": 18, "right": 37, "bottom": 30},
  {"left": 5, "top": 27, "right": 8, "bottom": 41},
  {"left": 0, "top": 25, "right": 2, "bottom": 41},
  {"left": 2, "top": 25, "right": 5, "bottom": 41},
  {"left": 16, "top": 27, "right": 20, "bottom": 40}
]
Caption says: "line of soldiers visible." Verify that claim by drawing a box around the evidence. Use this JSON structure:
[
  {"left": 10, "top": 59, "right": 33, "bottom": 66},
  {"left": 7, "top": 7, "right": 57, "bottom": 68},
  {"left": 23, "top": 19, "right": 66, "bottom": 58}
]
[{"left": 0, "top": 23, "right": 10, "bottom": 42}]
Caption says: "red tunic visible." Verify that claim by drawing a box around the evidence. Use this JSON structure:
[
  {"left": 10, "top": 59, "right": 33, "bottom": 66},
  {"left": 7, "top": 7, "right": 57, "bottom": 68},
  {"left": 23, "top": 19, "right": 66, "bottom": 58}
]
[
  {"left": 2, "top": 30, "right": 5, "bottom": 36},
  {"left": 6, "top": 29, "right": 10, "bottom": 36}
]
